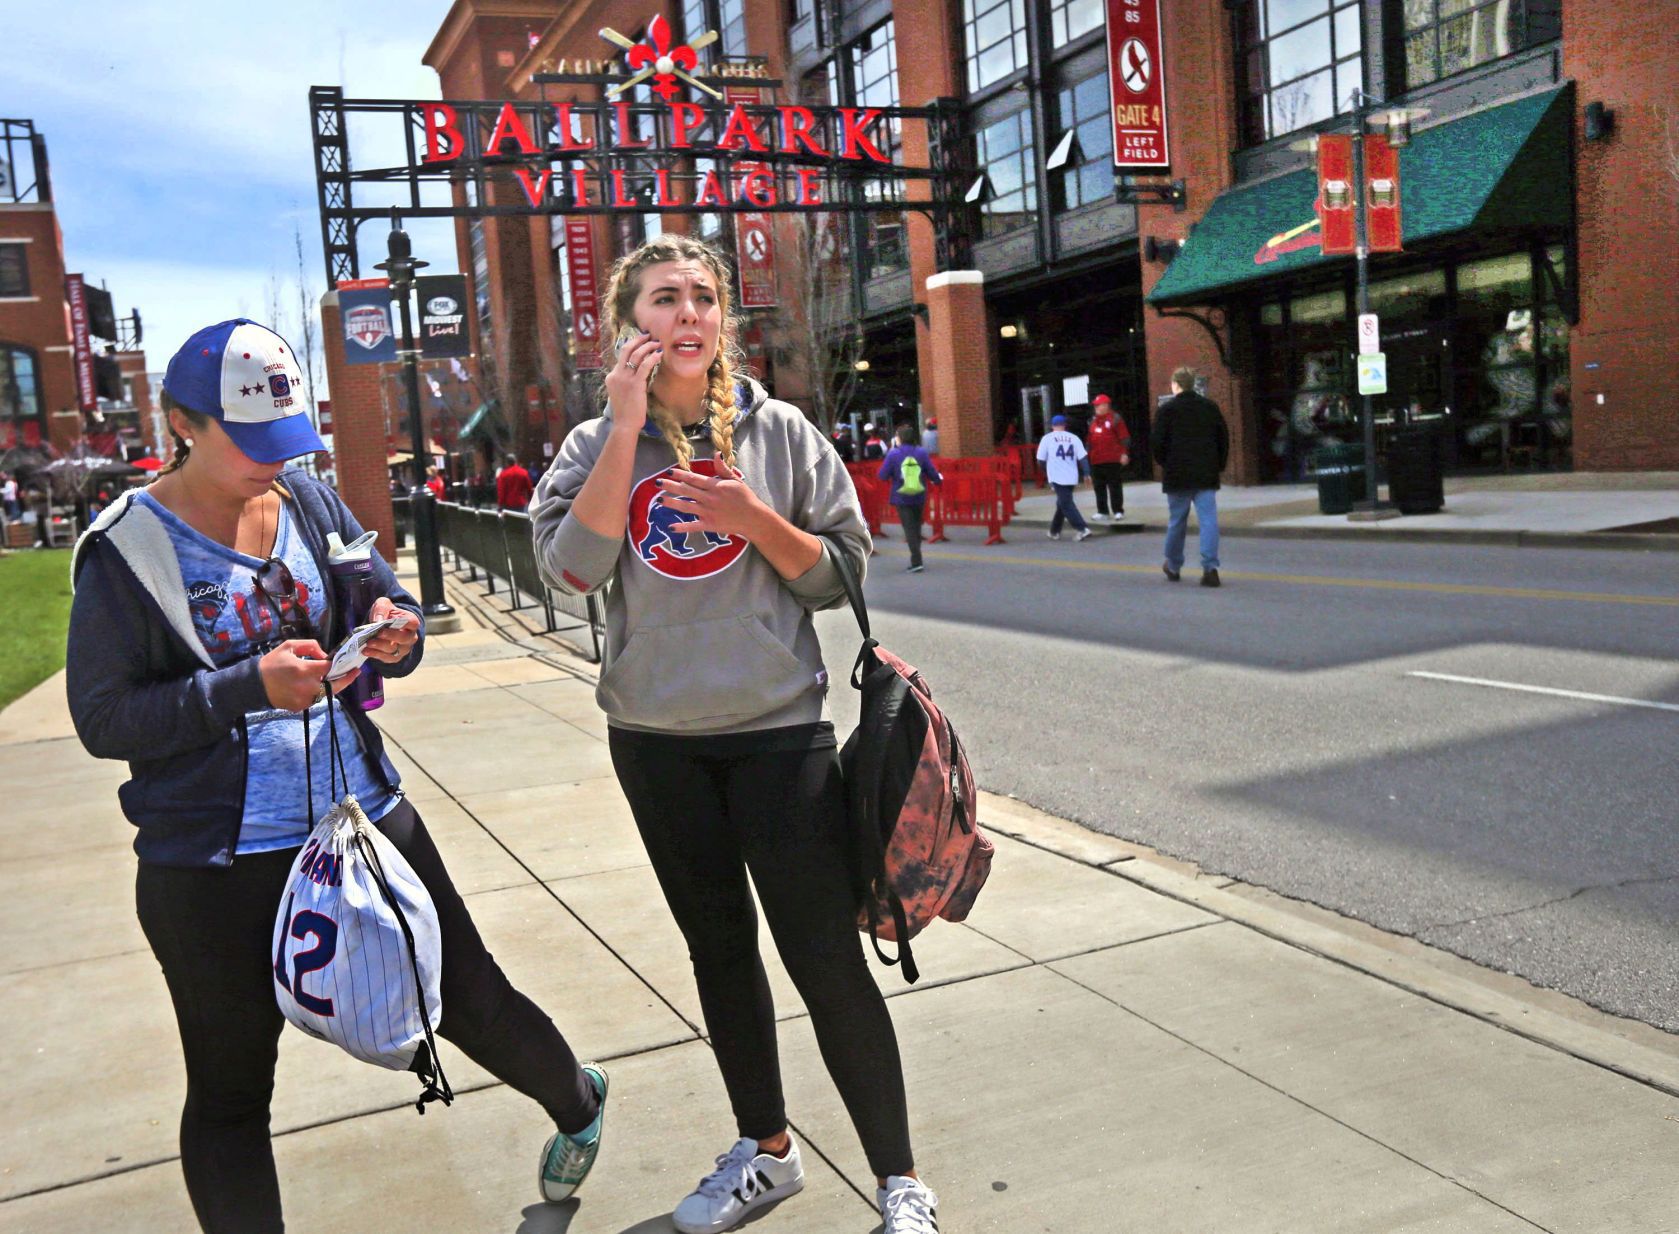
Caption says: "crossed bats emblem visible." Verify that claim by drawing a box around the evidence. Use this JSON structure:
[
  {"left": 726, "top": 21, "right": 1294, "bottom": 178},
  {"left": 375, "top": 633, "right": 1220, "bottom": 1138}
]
[{"left": 600, "top": 15, "right": 722, "bottom": 101}]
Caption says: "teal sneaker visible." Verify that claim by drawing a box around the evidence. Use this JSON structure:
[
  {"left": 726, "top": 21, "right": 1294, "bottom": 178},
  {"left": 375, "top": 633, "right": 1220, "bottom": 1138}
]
[{"left": 539, "top": 1064, "right": 608, "bottom": 1203}]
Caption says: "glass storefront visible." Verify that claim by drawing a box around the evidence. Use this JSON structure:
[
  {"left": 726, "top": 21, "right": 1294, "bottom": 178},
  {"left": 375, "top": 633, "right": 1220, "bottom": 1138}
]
[{"left": 1252, "top": 245, "right": 1570, "bottom": 481}]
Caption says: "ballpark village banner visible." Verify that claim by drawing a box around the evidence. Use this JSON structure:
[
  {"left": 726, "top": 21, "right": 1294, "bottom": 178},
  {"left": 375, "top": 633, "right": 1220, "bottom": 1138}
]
[
  {"left": 564, "top": 219, "right": 602, "bottom": 371},
  {"left": 1106, "top": 0, "right": 1170, "bottom": 173},
  {"left": 65, "top": 273, "right": 97, "bottom": 411},
  {"left": 416, "top": 275, "right": 471, "bottom": 358},
  {"left": 339, "top": 280, "right": 397, "bottom": 366}
]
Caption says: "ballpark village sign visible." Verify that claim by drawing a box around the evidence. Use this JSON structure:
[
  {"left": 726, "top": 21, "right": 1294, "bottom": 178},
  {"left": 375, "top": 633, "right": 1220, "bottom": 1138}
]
[{"left": 310, "top": 16, "right": 970, "bottom": 287}]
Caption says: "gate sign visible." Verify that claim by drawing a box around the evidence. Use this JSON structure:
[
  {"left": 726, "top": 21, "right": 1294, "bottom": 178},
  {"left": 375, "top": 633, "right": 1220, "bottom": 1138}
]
[
  {"left": 416, "top": 274, "right": 471, "bottom": 358},
  {"left": 339, "top": 281, "right": 397, "bottom": 366},
  {"left": 564, "top": 218, "right": 602, "bottom": 371},
  {"left": 726, "top": 82, "right": 777, "bottom": 309},
  {"left": 1106, "top": 0, "right": 1170, "bottom": 172}
]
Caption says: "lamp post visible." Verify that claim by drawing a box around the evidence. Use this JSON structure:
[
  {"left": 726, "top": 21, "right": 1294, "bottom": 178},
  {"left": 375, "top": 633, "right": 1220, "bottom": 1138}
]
[
  {"left": 1349, "top": 89, "right": 1381, "bottom": 517},
  {"left": 375, "top": 217, "right": 455, "bottom": 625}
]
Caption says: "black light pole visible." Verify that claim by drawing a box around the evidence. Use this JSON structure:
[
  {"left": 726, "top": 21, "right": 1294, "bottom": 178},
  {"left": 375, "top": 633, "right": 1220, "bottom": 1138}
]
[
  {"left": 376, "top": 216, "right": 454, "bottom": 623},
  {"left": 1350, "top": 89, "right": 1381, "bottom": 515}
]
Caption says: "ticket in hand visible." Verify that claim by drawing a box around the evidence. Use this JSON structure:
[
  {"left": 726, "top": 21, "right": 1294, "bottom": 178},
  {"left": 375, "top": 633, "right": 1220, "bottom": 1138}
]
[{"left": 327, "top": 616, "right": 406, "bottom": 680}]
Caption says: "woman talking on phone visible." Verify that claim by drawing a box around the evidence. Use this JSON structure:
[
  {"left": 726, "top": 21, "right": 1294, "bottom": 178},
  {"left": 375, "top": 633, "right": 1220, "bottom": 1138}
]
[
  {"left": 67, "top": 319, "right": 607, "bottom": 1233},
  {"left": 531, "top": 235, "right": 941, "bottom": 1234}
]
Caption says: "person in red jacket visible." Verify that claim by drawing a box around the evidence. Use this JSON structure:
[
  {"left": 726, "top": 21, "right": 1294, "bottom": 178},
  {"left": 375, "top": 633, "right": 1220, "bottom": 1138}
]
[
  {"left": 497, "top": 452, "right": 534, "bottom": 510},
  {"left": 425, "top": 466, "right": 446, "bottom": 501},
  {"left": 1086, "top": 394, "right": 1131, "bottom": 522}
]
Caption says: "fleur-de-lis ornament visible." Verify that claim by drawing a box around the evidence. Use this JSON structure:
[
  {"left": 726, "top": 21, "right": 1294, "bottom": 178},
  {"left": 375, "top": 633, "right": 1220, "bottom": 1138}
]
[{"left": 628, "top": 16, "right": 697, "bottom": 101}]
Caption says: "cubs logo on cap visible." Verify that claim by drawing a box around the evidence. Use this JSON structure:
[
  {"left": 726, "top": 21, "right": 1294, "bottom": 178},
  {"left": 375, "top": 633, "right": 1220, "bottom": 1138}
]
[
  {"left": 164, "top": 319, "right": 326, "bottom": 463},
  {"left": 627, "top": 459, "right": 749, "bottom": 581}
]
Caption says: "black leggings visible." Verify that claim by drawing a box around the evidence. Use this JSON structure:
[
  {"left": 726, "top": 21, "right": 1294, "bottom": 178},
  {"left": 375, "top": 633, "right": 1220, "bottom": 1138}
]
[
  {"left": 135, "top": 799, "right": 598, "bottom": 1234},
  {"left": 895, "top": 502, "right": 925, "bottom": 567},
  {"left": 609, "top": 725, "right": 913, "bottom": 1179}
]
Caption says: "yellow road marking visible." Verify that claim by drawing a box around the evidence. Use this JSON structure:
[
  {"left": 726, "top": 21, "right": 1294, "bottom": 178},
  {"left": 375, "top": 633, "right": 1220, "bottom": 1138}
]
[{"left": 884, "top": 548, "right": 1679, "bottom": 608}]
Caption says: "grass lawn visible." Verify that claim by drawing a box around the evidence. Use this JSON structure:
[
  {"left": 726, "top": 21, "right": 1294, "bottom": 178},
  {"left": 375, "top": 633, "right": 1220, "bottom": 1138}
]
[{"left": 0, "top": 549, "right": 74, "bottom": 711}]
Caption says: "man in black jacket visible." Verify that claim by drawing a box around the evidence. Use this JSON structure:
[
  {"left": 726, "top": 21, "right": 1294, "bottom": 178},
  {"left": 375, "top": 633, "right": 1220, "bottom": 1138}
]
[{"left": 1152, "top": 365, "right": 1230, "bottom": 587}]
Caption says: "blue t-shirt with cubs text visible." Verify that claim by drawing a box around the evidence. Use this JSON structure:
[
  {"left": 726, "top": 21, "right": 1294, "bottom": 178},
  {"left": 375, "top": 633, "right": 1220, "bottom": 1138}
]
[{"left": 136, "top": 491, "right": 399, "bottom": 853}]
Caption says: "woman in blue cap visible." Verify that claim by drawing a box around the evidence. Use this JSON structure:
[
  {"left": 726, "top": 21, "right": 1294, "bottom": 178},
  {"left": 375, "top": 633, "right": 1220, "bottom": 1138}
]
[{"left": 66, "top": 320, "right": 606, "bottom": 1232}]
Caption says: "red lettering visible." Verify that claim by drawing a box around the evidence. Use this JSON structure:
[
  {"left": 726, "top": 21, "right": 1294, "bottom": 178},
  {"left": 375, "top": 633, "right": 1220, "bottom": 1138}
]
[
  {"left": 552, "top": 103, "right": 593, "bottom": 151},
  {"left": 796, "top": 167, "right": 823, "bottom": 205},
  {"left": 779, "top": 106, "right": 828, "bottom": 157},
  {"left": 571, "top": 168, "right": 592, "bottom": 205},
  {"left": 613, "top": 101, "right": 651, "bottom": 150},
  {"left": 484, "top": 102, "right": 538, "bottom": 155},
  {"left": 741, "top": 170, "right": 776, "bottom": 207},
  {"left": 655, "top": 168, "right": 681, "bottom": 207},
  {"left": 668, "top": 102, "right": 706, "bottom": 149},
  {"left": 839, "top": 108, "right": 888, "bottom": 162},
  {"left": 421, "top": 104, "right": 463, "bottom": 163},
  {"left": 610, "top": 169, "right": 636, "bottom": 207},
  {"left": 718, "top": 103, "right": 769, "bottom": 152},
  {"left": 695, "top": 170, "right": 729, "bottom": 206},
  {"left": 233, "top": 591, "right": 274, "bottom": 642},
  {"left": 514, "top": 167, "right": 553, "bottom": 206}
]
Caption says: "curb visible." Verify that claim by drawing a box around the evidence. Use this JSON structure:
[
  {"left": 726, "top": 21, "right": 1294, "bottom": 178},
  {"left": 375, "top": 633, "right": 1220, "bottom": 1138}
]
[{"left": 1007, "top": 515, "right": 1679, "bottom": 552}]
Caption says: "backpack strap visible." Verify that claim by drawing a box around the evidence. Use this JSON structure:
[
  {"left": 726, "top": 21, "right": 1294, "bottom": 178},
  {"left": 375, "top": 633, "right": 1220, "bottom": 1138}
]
[{"left": 819, "top": 533, "right": 869, "bottom": 641}]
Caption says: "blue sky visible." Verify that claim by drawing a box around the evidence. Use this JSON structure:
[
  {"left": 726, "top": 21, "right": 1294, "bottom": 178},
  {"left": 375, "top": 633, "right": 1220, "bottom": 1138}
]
[{"left": 10, "top": 2, "right": 461, "bottom": 396}]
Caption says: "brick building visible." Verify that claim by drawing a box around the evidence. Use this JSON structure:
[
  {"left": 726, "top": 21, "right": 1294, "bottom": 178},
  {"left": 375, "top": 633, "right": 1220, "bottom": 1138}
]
[
  {"left": 393, "top": 0, "right": 1674, "bottom": 500},
  {"left": 0, "top": 119, "right": 152, "bottom": 461}
]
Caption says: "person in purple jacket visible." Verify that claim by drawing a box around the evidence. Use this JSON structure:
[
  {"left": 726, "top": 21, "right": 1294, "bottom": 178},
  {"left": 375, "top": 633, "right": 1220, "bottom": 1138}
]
[{"left": 878, "top": 423, "right": 943, "bottom": 573}]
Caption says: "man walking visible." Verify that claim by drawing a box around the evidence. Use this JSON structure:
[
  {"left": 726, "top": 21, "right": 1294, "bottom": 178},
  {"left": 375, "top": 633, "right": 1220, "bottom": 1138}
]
[
  {"left": 878, "top": 423, "right": 943, "bottom": 573},
  {"left": 496, "top": 452, "right": 534, "bottom": 510},
  {"left": 1153, "top": 366, "right": 1230, "bottom": 586},
  {"left": 1036, "top": 414, "right": 1093, "bottom": 541},
  {"left": 1086, "top": 394, "right": 1130, "bottom": 522}
]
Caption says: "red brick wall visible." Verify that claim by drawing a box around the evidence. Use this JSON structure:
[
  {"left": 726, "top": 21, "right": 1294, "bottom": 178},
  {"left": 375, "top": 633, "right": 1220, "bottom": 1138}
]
[
  {"left": 0, "top": 204, "right": 83, "bottom": 450},
  {"left": 1563, "top": 1, "right": 1679, "bottom": 471},
  {"left": 925, "top": 274, "right": 997, "bottom": 458},
  {"left": 319, "top": 293, "right": 397, "bottom": 563}
]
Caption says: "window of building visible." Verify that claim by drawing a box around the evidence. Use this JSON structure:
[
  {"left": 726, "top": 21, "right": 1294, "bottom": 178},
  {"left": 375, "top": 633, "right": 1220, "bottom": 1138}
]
[
  {"left": 964, "top": 0, "right": 1029, "bottom": 93},
  {"left": 1401, "top": 0, "right": 1560, "bottom": 88},
  {"left": 720, "top": 0, "right": 748, "bottom": 57},
  {"left": 0, "top": 244, "right": 28, "bottom": 297},
  {"left": 1054, "top": 71, "right": 1115, "bottom": 209},
  {"left": 976, "top": 110, "right": 1037, "bottom": 238},
  {"left": 851, "top": 21, "right": 909, "bottom": 277},
  {"left": 680, "top": 0, "right": 747, "bottom": 58},
  {"left": 1049, "top": 0, "right": 1104, "bottom": 48},
  {"left": 469, "top": 220, "right": 493, "bottom": 351},
  {"left": 1234, "top": 0, "right": 1364, "bottom": 146},
  {"left": 0, "top": 344, "right": 43, "bottom": 422}
]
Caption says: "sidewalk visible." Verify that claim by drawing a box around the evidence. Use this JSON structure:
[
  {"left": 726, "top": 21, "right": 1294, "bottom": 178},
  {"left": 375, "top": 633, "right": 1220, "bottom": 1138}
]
[
  {"left": 1007, "top": 471, "right": 1679, "bottom": 550},
  {"left": 4, "top": 569, "right": 1678, "bottom": 1233}
]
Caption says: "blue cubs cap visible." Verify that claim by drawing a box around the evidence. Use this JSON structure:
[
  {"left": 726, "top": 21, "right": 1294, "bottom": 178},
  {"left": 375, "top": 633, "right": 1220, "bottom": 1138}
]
[
  {"left": 1051, "top": 414, "right": 1067, "bottom": 426},
  {"left": 164, "top": 319, "right": 325, "bottom": 463}
]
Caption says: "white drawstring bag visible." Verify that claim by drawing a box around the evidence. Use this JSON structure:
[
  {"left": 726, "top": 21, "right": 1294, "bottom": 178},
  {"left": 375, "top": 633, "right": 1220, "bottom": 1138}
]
[{"left": 271, "top": 698, "right": 452, "bottom": 1112}]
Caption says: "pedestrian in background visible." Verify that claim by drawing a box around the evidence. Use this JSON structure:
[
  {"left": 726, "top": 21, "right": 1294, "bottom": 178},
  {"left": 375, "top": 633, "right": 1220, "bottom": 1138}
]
[
  {"left": 861, "top": 422, "right": 886, "bottom": 460},
  {"left": 921, "top": 418, "right": 939, "bottom": 456},
  {"left": 497, "top": 451, "right": 534, "bottom": 510},
  {"left": 424, "top": 465, "right": 446, "bottom": 501},
  {"left": 831, "top": 423, "right": 857, "bottom": 463},
  {"left": 879, "top": 422, "right": 943, "bottom": 573},
  {"left": 1086, "top": 394, "right": 1130, "bottom": 522},
  {"left": 1, "top": 471, "right": 19, "bottom": 520},
  {"left": 1153, "top": 366, "right": 1229, "bottom": 587},
  {"left": 1037, "top": 414, "right": 1092, "bottom": 541}
]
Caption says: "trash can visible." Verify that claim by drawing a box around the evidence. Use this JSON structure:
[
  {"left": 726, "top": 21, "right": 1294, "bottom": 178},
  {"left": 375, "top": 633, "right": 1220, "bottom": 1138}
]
[
  {"left": 1313, "top": 443, "right": 1366, "bottom": 515},
  {"left": 1387, "top": 426, "right": 1444, "bottom": 515}
]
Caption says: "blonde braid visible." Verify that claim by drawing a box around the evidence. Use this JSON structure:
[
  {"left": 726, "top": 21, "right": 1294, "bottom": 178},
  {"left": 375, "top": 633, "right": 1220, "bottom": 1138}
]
[{"left": 705, "top": 353, "right": 738, "bottom": 472}]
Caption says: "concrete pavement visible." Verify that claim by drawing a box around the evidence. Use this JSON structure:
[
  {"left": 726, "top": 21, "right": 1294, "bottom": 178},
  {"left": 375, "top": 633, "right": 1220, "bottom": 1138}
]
[
  {"left": 4, "top": 570, "right": 1678, "bottom": 1233},
  {"left": 1006, "top": 471, "right": 1679, "bottom": 550}
]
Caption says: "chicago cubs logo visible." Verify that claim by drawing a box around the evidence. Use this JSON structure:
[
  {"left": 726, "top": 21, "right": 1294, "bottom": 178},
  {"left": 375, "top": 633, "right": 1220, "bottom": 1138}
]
[
  {"left": 268, "top": 373, "right": 292, "bottom": 398},
  {"left": 627, "top": 459, "right": 749, "bottom": 580}
]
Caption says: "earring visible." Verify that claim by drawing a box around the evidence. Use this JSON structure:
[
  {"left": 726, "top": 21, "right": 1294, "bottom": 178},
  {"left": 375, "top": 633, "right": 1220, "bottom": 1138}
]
[{"left": 183, "top": 439, "right": 195, "bottom": 448}]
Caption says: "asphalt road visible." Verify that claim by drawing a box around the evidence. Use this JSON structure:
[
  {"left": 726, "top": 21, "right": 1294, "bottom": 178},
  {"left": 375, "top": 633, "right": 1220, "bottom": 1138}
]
[{"left": 813, "top": 524, "right": 1679, "bottom": 1032}]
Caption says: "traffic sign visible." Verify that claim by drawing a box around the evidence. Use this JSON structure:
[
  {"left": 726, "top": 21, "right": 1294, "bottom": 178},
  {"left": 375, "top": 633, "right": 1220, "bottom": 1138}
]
[
  {"left": 1357, "top": 352, "right": 1388, "bottom": 395},
  {"left": 1357, "top": 313, "right": 1380, "bottom": 355}
]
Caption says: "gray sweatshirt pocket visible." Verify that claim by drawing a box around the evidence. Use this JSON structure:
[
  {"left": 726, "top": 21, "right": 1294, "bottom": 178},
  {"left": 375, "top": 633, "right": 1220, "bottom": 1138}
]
[{"left": 597, "top": 614, "right": 815, "bottom": 728}]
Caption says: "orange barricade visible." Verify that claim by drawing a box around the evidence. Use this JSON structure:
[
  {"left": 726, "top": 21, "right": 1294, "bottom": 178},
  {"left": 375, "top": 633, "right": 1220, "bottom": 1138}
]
[
  {"left": 927, "top": 472, "right": 1008, "bottom": 546},
  {"left": 843, "top": 460, "right": 889, "bottom": 536}
]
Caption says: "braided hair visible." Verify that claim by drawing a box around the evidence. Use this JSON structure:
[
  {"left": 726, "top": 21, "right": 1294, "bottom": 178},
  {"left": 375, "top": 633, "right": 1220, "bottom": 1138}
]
[
  {"left": 601, "top": 233, "right": 744, "bottom": 471},
  {"left": 154, "top": 391, "right": 209, "bottom": 480}
]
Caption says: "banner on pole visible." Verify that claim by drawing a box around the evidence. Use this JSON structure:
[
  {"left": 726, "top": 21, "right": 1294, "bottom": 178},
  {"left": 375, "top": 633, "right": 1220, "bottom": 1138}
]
[
  {"left": 339, "top": 281, "right": 397, "bottom": 365},
  {"left": 1106, "top": 0, "right": 1171, "bottom": 173},
  {"left": 417, "top": 275, "right": 471, "bottom": 358},
  {"left": 1316, "top": 135, "right": 1357, "bottom": 256},
  {"left": 1364, "top": 135, "right": 1403, "bottom": 253},
  {"left": 65, "top": 274, "right": 97, "bottom": 411},
  {"left": 564, "top": 219, "right": 602, "bottom": 370},
  {"left": 722, "top": 81, "right": 778, "bottom": 309}
]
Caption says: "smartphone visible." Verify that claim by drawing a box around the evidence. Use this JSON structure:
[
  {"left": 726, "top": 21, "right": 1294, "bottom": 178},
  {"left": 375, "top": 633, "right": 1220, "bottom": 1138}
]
[{"left": 616, "top": 324, "right": 660, "bottom": 385}]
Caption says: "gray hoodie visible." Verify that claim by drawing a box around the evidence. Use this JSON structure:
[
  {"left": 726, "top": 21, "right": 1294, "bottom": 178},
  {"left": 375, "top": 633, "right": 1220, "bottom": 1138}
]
[{"left": 531, "top": 378, "right": 870, "bottom": 734}]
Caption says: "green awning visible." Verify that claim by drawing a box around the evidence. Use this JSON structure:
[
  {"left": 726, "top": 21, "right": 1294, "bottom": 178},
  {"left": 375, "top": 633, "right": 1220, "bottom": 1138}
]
[
  {"left": 458, "top": 401, "right": 503, "bottom": 442},
  {"left": 1147, "top": 85, "right": 1572, "bottom": 307}
]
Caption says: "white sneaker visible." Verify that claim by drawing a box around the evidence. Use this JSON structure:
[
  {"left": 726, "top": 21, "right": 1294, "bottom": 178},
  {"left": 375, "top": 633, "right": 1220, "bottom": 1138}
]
[
  {"left": 1076, "top": 528, "right": 1094, "bottom": 541},
  {"left": 1113, "top": 511, "right": 1126, "bottom": 521},
  {"left": 672, "top": 1137, "right": 805, "bottom": 1233},
  {"left": 1046, "top": 530, "right": 1061, "bottom": 540},
  {"left": 878, "top": 1176, "right": 941, "bottom": 1233}
]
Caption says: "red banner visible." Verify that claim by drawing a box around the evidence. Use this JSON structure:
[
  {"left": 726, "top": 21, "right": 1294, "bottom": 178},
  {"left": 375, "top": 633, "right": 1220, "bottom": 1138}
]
[
  {"left": 1316, "top": 135, "right": 1357, "bottom": 256},
  {"left": 65, "top": 274, "right": 97, "bottom": 412},
  {"left": 1106, "top": 0, "right": 1170, "bottom": 172},
  {"left": 724, "top": 82, "right": 778, "bottom": 309},
  {"left": 564, "top": 218, "right": 602, "bottom": 370},
  {"left": 1364, "top": 134, "right": 1403, "bottom": 253}
]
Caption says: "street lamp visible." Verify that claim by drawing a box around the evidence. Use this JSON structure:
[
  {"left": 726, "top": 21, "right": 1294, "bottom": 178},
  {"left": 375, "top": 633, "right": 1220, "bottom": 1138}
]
[{"left": 375, "top": 215, "right": 456, "bottom": 625}]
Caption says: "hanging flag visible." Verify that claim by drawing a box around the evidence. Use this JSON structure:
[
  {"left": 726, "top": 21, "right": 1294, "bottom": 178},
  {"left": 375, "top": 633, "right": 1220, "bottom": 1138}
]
[
  {"left": 1364, "top": 135, "right": 1403, "bottom": 253},
  {"left": 1316, "top": 135, "right": 1357, "bottom": 257},
  {"left": 339, "top": 281, "right": 397, "bottom": 365},
  {"left": 564, "top": 218, "right": 601, "bottom": 370}
]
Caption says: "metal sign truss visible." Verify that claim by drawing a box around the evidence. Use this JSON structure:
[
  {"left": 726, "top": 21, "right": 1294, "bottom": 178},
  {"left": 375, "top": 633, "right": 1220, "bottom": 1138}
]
[{"left": 310, "top": 85, "right": 975, "bottom": 288}]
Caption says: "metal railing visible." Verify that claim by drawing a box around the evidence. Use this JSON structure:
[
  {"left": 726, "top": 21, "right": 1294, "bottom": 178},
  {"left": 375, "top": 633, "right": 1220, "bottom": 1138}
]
[{"left": 434, "top": 502, "right": 605, "bottom": 663}]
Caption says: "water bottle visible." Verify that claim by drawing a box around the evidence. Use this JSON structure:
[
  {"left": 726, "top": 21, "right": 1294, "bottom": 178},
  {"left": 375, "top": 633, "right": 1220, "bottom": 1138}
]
[{"left": 326, "top": 529, "right": 383, "bottom": 711}]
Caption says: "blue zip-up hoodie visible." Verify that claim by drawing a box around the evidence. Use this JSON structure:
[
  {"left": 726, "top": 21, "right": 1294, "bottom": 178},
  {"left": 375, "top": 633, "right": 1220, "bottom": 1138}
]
[{"left": 66, "top": 468, "right": 424, "bottom": 868}]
